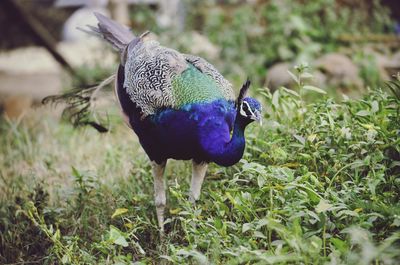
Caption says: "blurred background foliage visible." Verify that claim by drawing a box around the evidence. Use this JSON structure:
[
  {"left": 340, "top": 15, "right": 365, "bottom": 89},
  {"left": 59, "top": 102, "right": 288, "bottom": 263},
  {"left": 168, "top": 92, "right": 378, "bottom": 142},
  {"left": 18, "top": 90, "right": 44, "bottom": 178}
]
[
  {"left": 127, "top": 0, "right": 398, "bottom": 90},
  {"left": 1, "top": 0, "right": 398, "bottom": 92}
]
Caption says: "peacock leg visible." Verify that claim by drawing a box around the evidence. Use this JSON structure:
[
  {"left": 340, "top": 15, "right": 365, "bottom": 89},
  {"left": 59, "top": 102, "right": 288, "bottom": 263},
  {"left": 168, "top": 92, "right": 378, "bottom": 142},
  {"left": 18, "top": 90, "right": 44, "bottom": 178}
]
[
  {"left": 152, "top": 160, "right": 167, "bottom": 232},
  {"left": 189, "top": 161, "right": 208, "bottom": 203}
]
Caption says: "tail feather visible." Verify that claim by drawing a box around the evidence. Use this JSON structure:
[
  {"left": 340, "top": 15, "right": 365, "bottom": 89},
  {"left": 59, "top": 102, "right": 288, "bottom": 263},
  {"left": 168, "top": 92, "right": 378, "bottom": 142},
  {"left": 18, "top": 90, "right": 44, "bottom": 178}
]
[
  {"left": 43, "top": 13, "right": 135, "bottom": 132},
  {"left": 76, "top": 25, "right": 101, "bottom": 38},
  {"left": 236, "top": 78, "right": 251, "bottom": 108},
  {"left": 92, "top": 12, "right": 135, "bottom": 52}
]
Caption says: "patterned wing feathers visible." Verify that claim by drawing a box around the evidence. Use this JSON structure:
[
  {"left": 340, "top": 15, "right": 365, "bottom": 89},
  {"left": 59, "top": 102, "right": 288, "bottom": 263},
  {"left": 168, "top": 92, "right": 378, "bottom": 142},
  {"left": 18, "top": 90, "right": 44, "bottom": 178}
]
[
  {"left": 123, "top": 40, "right": 188, "bottom": 116},
  {"left": 184, "top": 54, "right": 235, "bottom": 101},
  {"left": 122, "top": 41, "right": 235, "bottom": 117}
]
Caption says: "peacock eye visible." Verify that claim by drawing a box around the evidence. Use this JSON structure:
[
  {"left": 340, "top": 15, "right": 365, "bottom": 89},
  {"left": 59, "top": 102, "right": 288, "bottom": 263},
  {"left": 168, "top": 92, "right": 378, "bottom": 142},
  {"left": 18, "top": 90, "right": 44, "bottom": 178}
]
[{"left": 240, "top": 101, "right": 254, "bottom": 117}]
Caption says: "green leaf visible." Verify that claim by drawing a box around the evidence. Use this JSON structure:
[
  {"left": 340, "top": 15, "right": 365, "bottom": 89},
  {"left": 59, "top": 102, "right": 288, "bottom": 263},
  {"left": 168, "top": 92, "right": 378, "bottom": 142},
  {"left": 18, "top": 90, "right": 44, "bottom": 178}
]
[
  {"left": 242, "top": 223, "right": 252, "bottom": 233},
  {"left": 356, "top": 110, "right": 370, "bottom": 117},
  {"left": 109, "top": 226, "right": 128, "bottom": 247},
  {"left": 61, "top": 254, "right": 70, "bottom": 264},
  {"left": 254, "top": 231, "right": 268, "bottom": 239},
  {"left": 302, "top": 85, "right": 327, "bottom": 94},
  {"left": 282, "top": 86, "right": 300, "bottom": 97},
  {"left": 315, "top": 199, "right": 333, "bottom": 213},
  {"left": 392, "top": 217, "right": 400, "bottom": 227},
  {"left": 214, "top": 218, "right": 223, "bottom": 230},
  {"left": 371, "top": 100, "right": 379, "bottom": 113},
  {"left": 300, "top": 72, "right": 313, "bottom": 79},
  {"left": 293, "top": 134, "right": 306, "bottom": 145},
  {"left": 71, "top": 166, "right": 79, "bottom": 177},
  {"left": 111, "top": 208, "right": 128, "bottom": 219},
  {"left": 272, "top": 90, "right": 280, "bottom": 108},
  {"left": 287, "top": 70, "right": 299, "bottom": 84},
  {"left": 330, "top": 237, "right": 349, "bottom": 254},
  {"left": 114, "top": 236, "right": 128, "bottom": 247},
  {"left": 306, "top": 190, "right": 320, "bottom": 204},
  {"left": 308, "top": 235, "right": 322, "bottom": 253},
  {"left": 257, "top": 175, "right": 266, "bottom": 188}
]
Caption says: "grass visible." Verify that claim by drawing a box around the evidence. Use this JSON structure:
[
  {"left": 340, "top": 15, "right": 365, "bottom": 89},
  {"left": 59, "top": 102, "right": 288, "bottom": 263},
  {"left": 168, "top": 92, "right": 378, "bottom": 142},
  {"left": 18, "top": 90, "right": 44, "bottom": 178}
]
[{"left": 0, "top": 70, "right": 399, "bottom": 264}]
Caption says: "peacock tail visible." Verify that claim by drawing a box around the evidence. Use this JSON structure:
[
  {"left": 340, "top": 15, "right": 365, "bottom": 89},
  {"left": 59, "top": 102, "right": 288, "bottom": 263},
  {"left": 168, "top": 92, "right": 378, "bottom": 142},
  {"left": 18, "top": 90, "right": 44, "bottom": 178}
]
[{"left": 123, "top": 40, "right": 235, "bottom": 116}]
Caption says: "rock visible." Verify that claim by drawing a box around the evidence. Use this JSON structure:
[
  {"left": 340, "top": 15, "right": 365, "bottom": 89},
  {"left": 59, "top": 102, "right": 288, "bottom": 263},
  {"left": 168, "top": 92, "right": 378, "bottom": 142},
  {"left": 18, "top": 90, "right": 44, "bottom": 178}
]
[
  {"left": 265, "top": 62, "right": 327, "bottom": 91},
  {"left": 385, "top": 50, "right": 400, "bottom": 76},
  {"left": 0, "top": 72, "right": 63, "bottom": 102},
  {"left": 314, "top": 53, "right": 362, "bottom": 88},
  {"left": 0, "top": 41, "right": 115, "bottom": 105},
  {"left": 374, "top": 53, "right": 391, "bottom": 80},
  {"left": 357, "top": 47, "right": 400, "bottom": 80},
  {"left": 0, "top": 46, "right": 61, "bottom": 75},
  {"left": 265, "top": 62, "right": 293, "bottom": 91},
  {"left": 392, "top": 50, "right": 400, "bottom": 64},
  {"left": 61, "top": 7, "right": 110, "bottom": 42},
  {"left": 0, "top": 47, "right": 63, "bottom": 103},
  {"left": 187, "top": 32, "right": 220, "bottom": 59},
  {"left": 176, "top": 31, "right": 221, "bottom": 59},
  {"left": 58, "top": 40, "right": 116, "bottom": 68},
  {"left": 312, "top": 70, "right": 327, "bottom": 88},
  {"left": 361, "top": 47, "right": 393, "bottom": 80}
]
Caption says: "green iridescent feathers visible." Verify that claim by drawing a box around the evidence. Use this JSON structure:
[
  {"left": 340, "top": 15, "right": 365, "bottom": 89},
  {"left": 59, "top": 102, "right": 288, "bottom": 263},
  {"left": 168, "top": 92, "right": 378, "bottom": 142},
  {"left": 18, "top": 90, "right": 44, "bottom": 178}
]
[{"left": 171, "top": 64, "right": 226, "bottom": 107}]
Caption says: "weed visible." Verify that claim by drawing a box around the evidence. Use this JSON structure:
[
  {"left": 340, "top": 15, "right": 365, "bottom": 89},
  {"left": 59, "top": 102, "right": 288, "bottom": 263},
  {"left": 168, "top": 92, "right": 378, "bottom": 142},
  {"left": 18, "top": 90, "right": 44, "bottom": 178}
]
[{"left": 1, "top": 71, "right": 399, "bottom": 263}]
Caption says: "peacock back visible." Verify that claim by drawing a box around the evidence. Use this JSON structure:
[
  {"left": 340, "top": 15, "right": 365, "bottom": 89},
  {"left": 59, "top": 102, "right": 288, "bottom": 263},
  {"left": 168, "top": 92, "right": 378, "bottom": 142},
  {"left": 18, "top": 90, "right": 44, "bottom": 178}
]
[{"left": 123, "top": 40, "right": 235, "bottom": 116}]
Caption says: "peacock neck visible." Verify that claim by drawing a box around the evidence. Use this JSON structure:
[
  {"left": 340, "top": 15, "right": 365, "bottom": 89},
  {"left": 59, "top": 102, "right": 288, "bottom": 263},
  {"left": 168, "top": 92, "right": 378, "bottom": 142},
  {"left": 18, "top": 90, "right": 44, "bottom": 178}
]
[{"left": 209, "top": 115, "right": 248, "bottom": 167}]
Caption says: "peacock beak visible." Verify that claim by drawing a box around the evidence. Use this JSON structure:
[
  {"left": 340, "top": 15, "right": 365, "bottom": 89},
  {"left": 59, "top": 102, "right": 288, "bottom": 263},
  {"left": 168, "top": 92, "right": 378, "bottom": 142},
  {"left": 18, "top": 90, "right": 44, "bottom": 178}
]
[{"left": 253, "top": 110, "right": 262, "bottom": 126}]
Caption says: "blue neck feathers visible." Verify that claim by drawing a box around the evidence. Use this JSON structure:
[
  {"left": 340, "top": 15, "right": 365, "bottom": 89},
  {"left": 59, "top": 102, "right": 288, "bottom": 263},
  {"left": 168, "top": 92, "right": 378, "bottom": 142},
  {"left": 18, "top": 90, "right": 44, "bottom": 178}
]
[{"left": 206, "top": 113, "right": 250, "bottom": 167}]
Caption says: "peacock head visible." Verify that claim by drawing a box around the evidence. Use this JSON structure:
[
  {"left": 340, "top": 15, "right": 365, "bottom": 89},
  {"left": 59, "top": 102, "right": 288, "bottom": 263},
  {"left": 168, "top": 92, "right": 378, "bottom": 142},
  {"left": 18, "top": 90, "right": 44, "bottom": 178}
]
[
  {"left": 236, "top": 79, "right": 262, "bottom": 125},
  {"left": 240, "top": 97, "right": 262, "bottom": 124}
]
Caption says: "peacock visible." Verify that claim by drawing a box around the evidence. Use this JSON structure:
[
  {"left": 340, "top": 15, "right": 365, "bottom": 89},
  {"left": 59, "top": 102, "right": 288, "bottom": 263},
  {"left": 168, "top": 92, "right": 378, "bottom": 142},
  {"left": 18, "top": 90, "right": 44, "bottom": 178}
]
[{"left": 84, "top": 13, "right": 262, "bottom": 232}]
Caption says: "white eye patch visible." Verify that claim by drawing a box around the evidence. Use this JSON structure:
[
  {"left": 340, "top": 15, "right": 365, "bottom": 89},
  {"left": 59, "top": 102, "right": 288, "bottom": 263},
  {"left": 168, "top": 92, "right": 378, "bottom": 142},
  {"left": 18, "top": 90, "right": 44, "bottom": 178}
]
[{"left": 240, "top": 101, "right": 255, "bottom": 117}]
